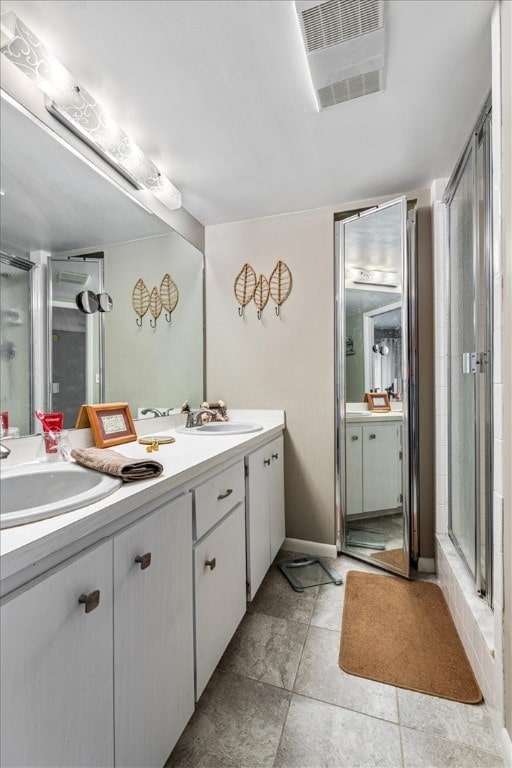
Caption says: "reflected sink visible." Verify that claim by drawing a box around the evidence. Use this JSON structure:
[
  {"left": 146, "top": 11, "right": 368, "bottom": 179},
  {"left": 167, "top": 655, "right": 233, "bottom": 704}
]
[
  {"left": 0, "top": 462, "right": 122, "bottom": 528},
  {"left": 176, "top": 422, "right": 263, "bottom": 436}
]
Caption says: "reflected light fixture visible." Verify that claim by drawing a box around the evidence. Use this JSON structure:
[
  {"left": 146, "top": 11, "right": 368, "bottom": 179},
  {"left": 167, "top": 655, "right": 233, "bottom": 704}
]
[
  {"left": 346, "top": 267, "right": 400, "bottom": 288},
  {"left": 0, "top": 11, "right": 181, "bottom": 210}
]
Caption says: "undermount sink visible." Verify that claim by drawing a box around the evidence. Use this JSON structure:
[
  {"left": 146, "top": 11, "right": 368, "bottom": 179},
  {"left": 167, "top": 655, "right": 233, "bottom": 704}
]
[
  {"left": 0, "top": 462, "right": 122, "bottom": 529},
  {"left": 176, "top": 422, "right": 263, "bottom": 436}
]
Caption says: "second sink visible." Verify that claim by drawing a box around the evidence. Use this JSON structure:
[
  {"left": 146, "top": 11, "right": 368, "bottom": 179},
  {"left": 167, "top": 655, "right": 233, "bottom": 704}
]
[{"left": 177, "top": 422, "right": 263, "bottom": 436}]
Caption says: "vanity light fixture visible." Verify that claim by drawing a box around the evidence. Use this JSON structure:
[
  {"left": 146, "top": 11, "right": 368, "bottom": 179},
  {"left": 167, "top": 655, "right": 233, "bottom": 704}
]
[
  {"left": 0, "top": 11, "right": 181, "bottom": 210},
  {"left": 346, "top": 268, "right": 400, "bottom": 288}
]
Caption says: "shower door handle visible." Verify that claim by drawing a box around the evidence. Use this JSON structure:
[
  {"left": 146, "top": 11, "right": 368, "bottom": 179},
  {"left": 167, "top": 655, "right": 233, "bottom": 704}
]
[{"left": 462, "top": 352, "right": 486, "bottom": 374}]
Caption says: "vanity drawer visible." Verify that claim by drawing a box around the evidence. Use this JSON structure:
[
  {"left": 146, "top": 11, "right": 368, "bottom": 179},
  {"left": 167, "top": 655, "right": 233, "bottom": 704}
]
[{"left": 194, "top": 460, "right": 245, "bottom": 540}]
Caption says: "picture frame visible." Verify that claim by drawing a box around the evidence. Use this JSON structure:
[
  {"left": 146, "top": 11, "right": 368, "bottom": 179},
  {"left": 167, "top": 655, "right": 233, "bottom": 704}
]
[
  {"left": 75, "top": 402, "right": 137, "bottom": 448},
  {"left": 365, "top": 392, "right": 391, "bottom": 412}
]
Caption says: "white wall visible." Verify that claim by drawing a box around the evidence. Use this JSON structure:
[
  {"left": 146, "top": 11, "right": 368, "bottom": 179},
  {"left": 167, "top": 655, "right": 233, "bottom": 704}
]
[{"left": 206, "top": 189, "right": 433, "bottom": 548}]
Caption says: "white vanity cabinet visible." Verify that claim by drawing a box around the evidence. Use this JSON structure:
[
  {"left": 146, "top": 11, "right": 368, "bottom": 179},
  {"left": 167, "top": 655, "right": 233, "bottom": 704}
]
[
  {"left": 193, "top": 460, "right": 246, "bottom": 700},
  {"left": 113, "top": 494, "right": 194, "bottom": 768},
  {"left": 346, "top": 421, "right": 402, "bottom": 516},
  {"left": 0, "top": 493, "right": 194, "bottom": 768},
  {"left": 0, "top": 540, "right": 114, "bottom": 768},
  {"left": 245, "top": 435, "right": 285, "bottom": 600}
]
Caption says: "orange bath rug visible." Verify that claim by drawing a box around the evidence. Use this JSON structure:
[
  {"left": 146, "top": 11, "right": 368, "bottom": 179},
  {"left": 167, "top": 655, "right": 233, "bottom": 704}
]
[{"left": 339, "top": 570, "right": 482, "bottom": 703}]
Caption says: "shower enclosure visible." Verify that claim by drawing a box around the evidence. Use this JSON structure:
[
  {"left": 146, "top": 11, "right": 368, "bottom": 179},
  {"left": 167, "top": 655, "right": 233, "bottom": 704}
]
[
  {"left": 444, "top": 95, "right": 493, "bottom": 602},
  {"left": 0, "top": 252, "right": 34, "bottom": 436}
]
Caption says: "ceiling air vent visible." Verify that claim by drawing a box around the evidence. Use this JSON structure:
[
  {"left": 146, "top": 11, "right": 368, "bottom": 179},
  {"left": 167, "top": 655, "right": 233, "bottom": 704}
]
[
  {"left": 295, "top": 0, "right": 385, "bottom": 109},
  {"left": 300, "top": 0, "right": 383, "bottom": 52},
  {"left": 317, "top": 68, "right": 382, "bottom": 108}
]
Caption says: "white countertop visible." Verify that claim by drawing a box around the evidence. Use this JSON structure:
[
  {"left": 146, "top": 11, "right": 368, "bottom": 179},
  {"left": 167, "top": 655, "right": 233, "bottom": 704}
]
[
  {"left": 0, "top": 409, "right": 285, "bottom": 593},
  {"left": 345, "top": 402, "right": 403, "bottom": 424}
]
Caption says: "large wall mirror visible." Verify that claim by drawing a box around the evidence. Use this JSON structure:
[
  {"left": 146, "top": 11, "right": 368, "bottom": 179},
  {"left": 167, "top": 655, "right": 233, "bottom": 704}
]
[
  {"left": 0, "top": 93, "right": 204, "bottom": 436},
  {"left": 335, "top": 197, "right": 418, "bottom": 578}
]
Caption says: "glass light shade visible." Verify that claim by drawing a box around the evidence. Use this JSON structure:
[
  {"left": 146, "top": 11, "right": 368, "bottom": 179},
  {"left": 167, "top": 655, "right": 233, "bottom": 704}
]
[{"left": 1, "top": 11, "right": 181, "bottom": 209}]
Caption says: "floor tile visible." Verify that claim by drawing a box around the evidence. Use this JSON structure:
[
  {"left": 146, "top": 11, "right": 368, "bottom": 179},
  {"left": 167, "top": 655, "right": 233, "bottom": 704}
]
[
  {"left": 401, "top": 726, "right": 504, "bottom": 768},
  {"left": 398, "top": 688, "right": 501, "bottom": 754},
  {"left": 294, "top": 625, "right": 399, "bottom": 723},
  {"left": 167, "top": 670, "right": 291, "bottom": 768},
  {"left": 218, "top": 611, "right": 308, "bottom": 690},
  {"left": 248, "top": 563, "right": 319, "bottom": 624},
  {"left": 310, "top": 581, "right": 345, "bottom": 631},
  {"left": 274, "top": 694, "right": 403, "bottom": 768}
]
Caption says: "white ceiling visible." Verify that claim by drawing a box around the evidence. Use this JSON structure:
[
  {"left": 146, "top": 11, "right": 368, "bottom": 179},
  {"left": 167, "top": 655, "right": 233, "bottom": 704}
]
[{"left": 2, "top": 0, "right": 493, "bottom": 226}]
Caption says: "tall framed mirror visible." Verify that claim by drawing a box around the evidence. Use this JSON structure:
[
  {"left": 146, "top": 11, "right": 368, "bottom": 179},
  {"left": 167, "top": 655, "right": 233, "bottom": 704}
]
[{"left": 335, "top": 197, "right": 418, "bottom": 578}]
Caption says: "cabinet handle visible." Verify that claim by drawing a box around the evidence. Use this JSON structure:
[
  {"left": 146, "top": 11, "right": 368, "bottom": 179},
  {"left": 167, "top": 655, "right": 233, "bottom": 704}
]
[
  {"left": 264, "top": 458, "right": 271, "bottom": 466},
  {"left": 79, "top": 590, "right": 100, "bottom": 614},
  {"left": 272, "top": 452, "right": 279, "bottom": 460},
  {"left": 205, "top": 558, "right": 216, "bottom": 570},
  {"left": 135, "top": 552, "right": 152, "bottom": 570},
  {"left": 217, "top": 488, "right": 233, "bottom": 500},
  {"left": 369, "top": 434, "right": 376, "bottom": 440},
  {"left": 351, "top": 435, "right": 359, "bottom": 441}
]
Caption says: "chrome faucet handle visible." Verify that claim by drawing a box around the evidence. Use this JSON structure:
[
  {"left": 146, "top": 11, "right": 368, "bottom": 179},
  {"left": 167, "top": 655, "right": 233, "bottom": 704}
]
[
  {"left": 0, "top": 443, "right": 11, "bottom": 459},
  {"left": 185, "top": 412, "right": 196, "bottom": 428},
  {"left": 193, "top": 408, "right": 217, "bottom": 427}
]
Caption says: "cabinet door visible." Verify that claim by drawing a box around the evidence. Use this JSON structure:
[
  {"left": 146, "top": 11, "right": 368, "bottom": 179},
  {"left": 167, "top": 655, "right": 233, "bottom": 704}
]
[
  {"left": 345, "top": 426, "right": 363, "bottom": 516},
  {"left": 245, "top": 442, "right": 272, "bottom": 600},
  {"left": 362, "top": 424, "right": 401, "bottom": 512},
  {"left": 114, "top": 495, "right": 194, "bottom": 768},
  {"left": 269, "top": 436, "right": 285, "bottom": 562},
  {"left": 1, "top": 541, "right": 114, "bottom": 768},
  {"left": 194, "top": 504, "right": 246, "bottom": 700}
]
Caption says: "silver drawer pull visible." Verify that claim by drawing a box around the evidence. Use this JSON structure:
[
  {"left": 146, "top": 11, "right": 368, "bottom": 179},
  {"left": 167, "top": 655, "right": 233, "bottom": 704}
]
[
  {"left": 369, "top": 434, "right": 376, "bottom": 440},
  {"left": 217, "top": 488, "right": 233, "bottom": 500},
  {"left": 205, "top": 558, "right": 216, "bottom": 570},
  {"left": 351, "top": 435, "right": 358, "bottom": 441},
  {"left": 79, "top": 590, "right": 100, "bottom": 614}
]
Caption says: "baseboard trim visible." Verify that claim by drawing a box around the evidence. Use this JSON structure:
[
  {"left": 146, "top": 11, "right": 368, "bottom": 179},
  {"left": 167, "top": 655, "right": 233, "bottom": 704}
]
[
  {"left": 500, "top": 727, "right": 512, "bottom": 768},
  {"left": 283, "top": 538, "right": 338, "bottom": 559},
  {"left": 417, "top": 557, "right": 436, "bottom": 573}
]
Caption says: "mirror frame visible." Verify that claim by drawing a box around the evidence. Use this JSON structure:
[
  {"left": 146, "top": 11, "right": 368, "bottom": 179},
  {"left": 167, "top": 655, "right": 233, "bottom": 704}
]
[{"left": 334, "top": 196, "right": 419, "bottom": 575}]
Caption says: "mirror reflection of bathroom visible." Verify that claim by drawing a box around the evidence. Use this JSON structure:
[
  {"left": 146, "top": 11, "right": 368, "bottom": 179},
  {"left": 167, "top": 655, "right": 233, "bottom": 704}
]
[
  {"left": 49, "top": 255, "right": 103, "bottom": 429},
  {"left": 339, "top": 197, "right": 412, "bottom": 576}
]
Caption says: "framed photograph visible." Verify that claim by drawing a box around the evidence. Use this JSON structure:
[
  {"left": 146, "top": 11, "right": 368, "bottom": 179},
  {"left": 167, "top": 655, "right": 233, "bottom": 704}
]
[
  {"left": 365, "top": 392, "right": 391, "bottom": 412},
  {"left": 77, "top": 403, "right": 137, "bottom": 448}
]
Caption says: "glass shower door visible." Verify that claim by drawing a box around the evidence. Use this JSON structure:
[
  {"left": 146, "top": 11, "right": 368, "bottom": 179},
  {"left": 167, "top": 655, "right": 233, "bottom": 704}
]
[
  {"left": 446, "top": 102, "right": 492, "bottom": 599},
  {"left": 447, "top": 143, "right": 478, "bottom": 577}
]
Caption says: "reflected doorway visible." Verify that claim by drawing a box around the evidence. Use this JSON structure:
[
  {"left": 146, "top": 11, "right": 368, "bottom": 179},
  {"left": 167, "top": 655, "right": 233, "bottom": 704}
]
[{"left": 49, "top": 254, "right": 103, "bottom": 428}]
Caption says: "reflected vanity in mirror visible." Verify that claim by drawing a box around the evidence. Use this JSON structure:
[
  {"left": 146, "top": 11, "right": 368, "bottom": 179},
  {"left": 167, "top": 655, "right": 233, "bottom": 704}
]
[
  {"left": 336, "top": 197, "right": 418, "bottom": 578},
  {"left": 0, "top": 92, "right": 204, "bottom": 435}
]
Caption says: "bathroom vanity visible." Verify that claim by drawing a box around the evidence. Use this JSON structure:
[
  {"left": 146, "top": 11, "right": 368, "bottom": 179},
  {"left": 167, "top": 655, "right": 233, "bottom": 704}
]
[
  {"left": 0, "top": 410, "right": 285, "bottom": 768},
  {"left": 345, "top": 409, "right": 403, "bottom": 518}
]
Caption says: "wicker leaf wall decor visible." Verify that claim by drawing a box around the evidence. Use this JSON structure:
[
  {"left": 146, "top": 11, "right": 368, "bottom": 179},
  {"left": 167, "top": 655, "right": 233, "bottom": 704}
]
[
  {"left": 132, "top": 278, "right": 150, "bottom": 326},
  {"left": 160, "top": 273, "right": 179, "bottom": 323},
  {"left": 269, "top": 260, "right": 292, "bottom": 316},
  {"left": 149, "top": 287, "right": 162, "bottom": 327},
  {"left": 234, "top": 263, "right": 257, "bottom": 316},
  {"left": 254, "top": 274, "right": 270, "bottom": 319}
]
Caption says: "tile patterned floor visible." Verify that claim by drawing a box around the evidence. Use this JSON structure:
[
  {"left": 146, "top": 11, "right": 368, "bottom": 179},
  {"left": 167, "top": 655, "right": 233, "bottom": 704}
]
[{"left": 167, "top": 552, "right": 504, "bottom": 768}]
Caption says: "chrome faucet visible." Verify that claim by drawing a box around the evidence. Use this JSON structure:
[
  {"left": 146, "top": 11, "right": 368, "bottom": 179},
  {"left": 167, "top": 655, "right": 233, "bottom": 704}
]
[
  {"left": 141, "top": 407, "right": 165, "bottom": 418},
  {"left": 0, "top": 443, "right": 11, "bottom": 459},
  {"left": 186, "top": 408, "right": 217, "bottom": 428}
]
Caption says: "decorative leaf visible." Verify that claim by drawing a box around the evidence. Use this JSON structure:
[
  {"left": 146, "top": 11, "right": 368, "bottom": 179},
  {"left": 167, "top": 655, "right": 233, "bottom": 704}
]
[
  {"left": 233, "top": 263, "right": 257, "bottom": 307},
  {"left": 254, "top": 274, "right": 270, "bottom": 312},
  {"left": 160, "top": 273, "right": 179, "bottom": 313},
  {"left": 149, "top": 287, "right": 162, "bottom": 319},
  {"left": 132, "top": 278, "right": 150, "bottom": 317},
  {"left": 269, "top": 260, "right": 292, "bottom": 306}
]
